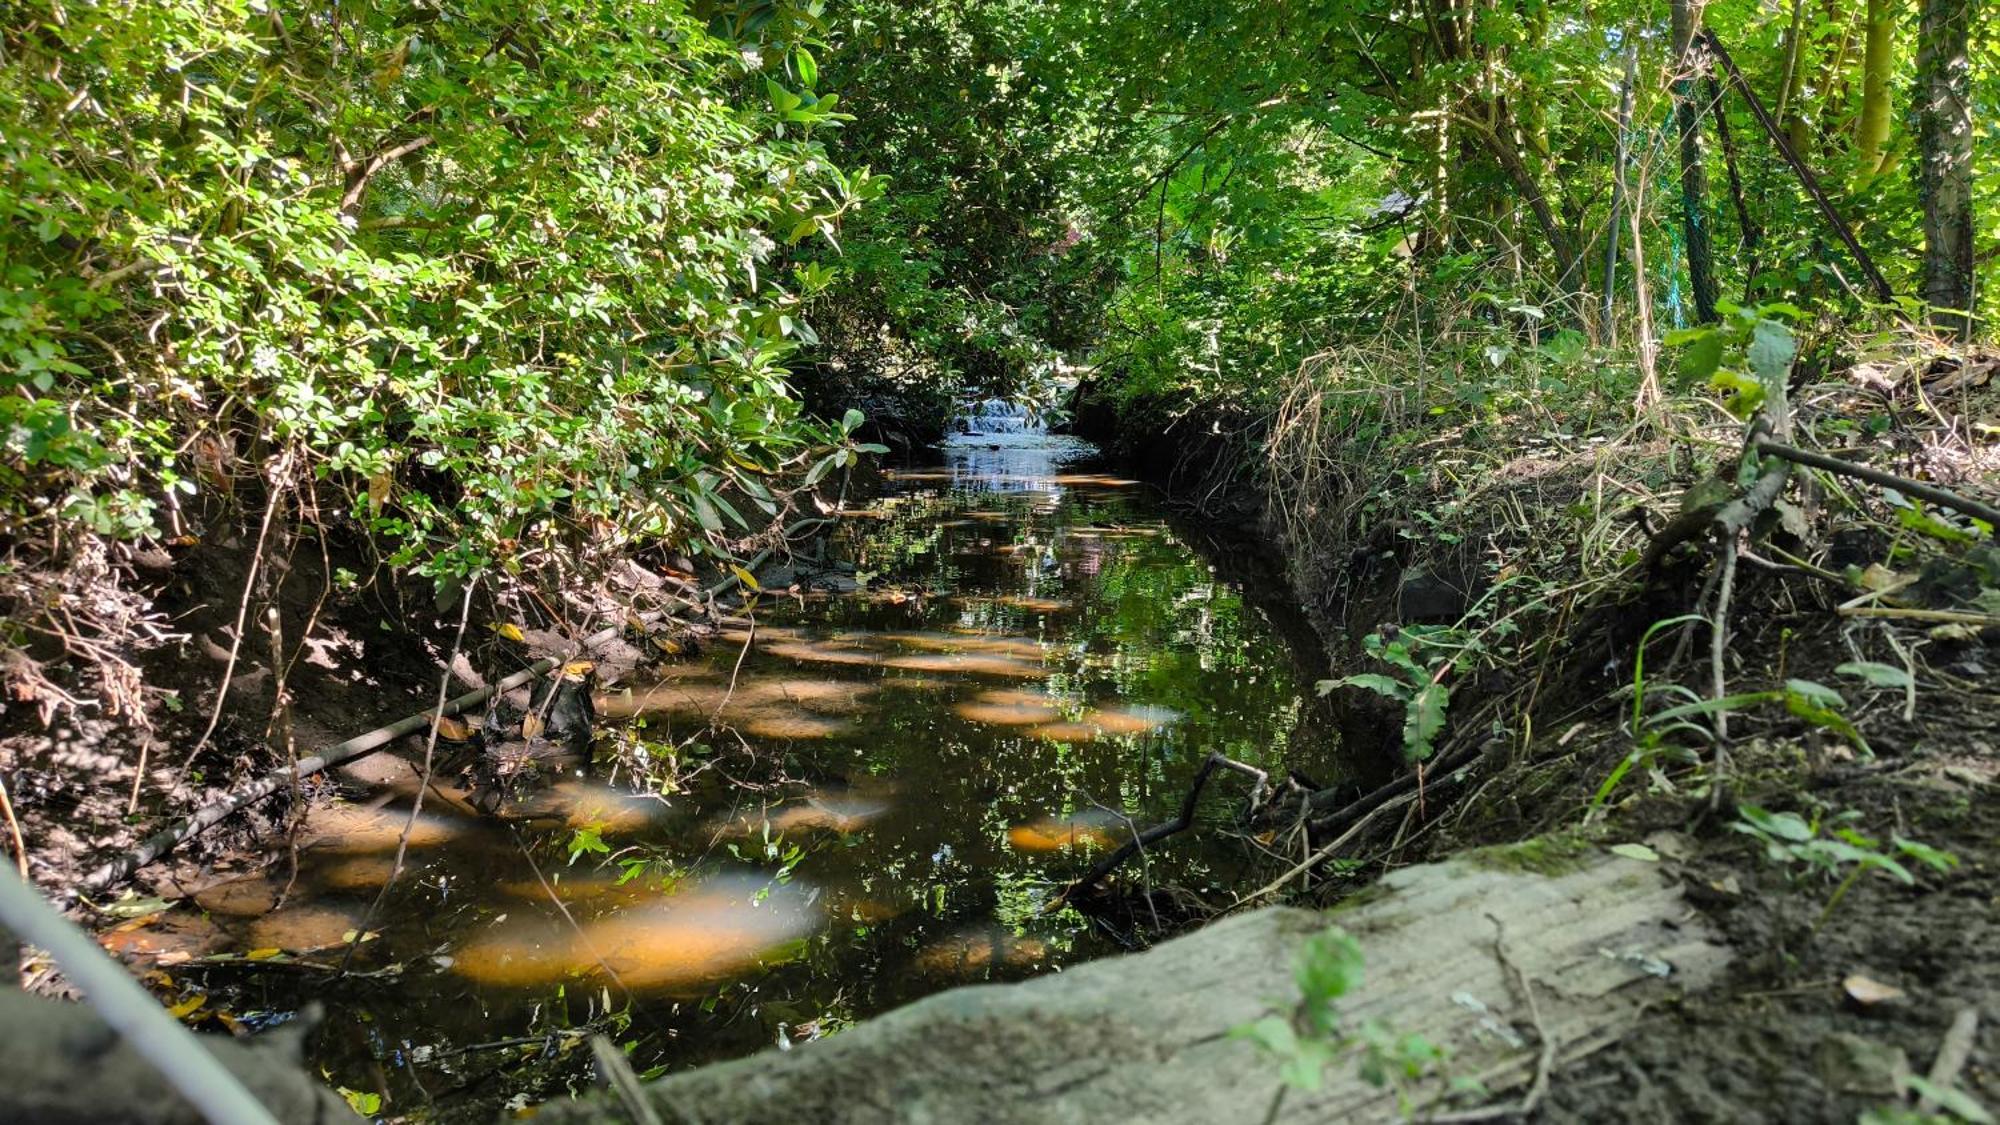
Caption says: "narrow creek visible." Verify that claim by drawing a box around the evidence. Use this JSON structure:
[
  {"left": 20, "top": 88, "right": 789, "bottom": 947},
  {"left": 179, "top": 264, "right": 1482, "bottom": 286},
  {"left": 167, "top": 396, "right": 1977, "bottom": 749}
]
[{"left": 115, "top": 416, "right": 1359, "bottom": 1116}]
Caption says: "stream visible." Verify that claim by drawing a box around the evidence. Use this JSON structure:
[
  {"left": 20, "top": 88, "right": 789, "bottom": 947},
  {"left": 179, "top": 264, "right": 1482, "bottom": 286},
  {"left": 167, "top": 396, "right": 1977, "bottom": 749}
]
[{"left": 115, "top": 415, "right": 1356, "bottom": 1117}]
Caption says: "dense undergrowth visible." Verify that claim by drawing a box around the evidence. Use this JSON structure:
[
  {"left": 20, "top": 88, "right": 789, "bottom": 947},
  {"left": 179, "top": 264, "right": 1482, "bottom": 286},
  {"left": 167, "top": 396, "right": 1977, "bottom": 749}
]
[
  {"left": 6, "top": 0, "right": 1993, "bottom": 737},
  {"left": 2, "top": 0, "right": 1997, "bottom": 1118},
  {"left": 2, "top": 0, "right": 881, "bottom": 726}
]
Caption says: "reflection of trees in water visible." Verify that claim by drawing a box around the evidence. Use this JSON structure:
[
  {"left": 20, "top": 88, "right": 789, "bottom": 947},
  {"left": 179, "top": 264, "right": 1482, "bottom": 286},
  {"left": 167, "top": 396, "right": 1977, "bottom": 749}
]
[{"left": 938, "top": 428, "right": 1095, "bottom": 492}]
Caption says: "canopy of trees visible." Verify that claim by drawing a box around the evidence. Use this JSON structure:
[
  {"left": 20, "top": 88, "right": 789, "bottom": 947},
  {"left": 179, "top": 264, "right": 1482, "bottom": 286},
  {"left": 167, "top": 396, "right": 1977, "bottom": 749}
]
[
  {"left": 1, "top": 0, "right": 1991, "bottom": 629},
  {"left": 817, "top": 0, "right": 1988, "bottom": 417}
]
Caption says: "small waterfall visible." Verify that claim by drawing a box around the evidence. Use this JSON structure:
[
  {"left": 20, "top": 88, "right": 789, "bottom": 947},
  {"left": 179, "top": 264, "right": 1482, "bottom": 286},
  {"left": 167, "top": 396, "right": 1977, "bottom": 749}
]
[
  {"left": 942, "top": 396, "right": 1087, "bottom": 492},
  {"left": 958, "top": 398, "right": 1042, "bottom": 437}
]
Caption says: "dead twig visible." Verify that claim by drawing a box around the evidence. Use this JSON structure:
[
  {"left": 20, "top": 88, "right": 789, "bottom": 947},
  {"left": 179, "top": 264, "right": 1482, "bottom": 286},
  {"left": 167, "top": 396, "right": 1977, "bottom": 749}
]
[
  {"left": 589, "top": 1034, "right": 668, "bottom": 1125},
  {"left": 1839, "top": 606, "right": 2000, "bottom": 627},
  {"left": 1709, "top": 536, "right": 1739, "bottom": 788},
  {"left": 0, "top": 773, "right": 26, "bottom": 879},
  {"left": 1045, "top": 752, "right": 1268, "bottom": 912},
  {"left": 1752, "top": 438, "right": 2000, "bottom": 527},
  {"left": 1917, "top": 1008, "right": 1981, "bottom": 1115},
  {"left": 338, "top": 583, "right": 476, "bottom": 976},
  {"left": 1236, "top": 791, "right": 1413, "bottom": 905},
  {"left": 179, "top": 450, "right": 293, "bottom": 777}
]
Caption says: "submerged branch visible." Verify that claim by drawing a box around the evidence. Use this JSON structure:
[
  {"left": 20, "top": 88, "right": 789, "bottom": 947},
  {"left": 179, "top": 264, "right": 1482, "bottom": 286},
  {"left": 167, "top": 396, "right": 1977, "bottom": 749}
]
[{"left": 1045, "top": 752, "right": 1270, "bottom": 913}]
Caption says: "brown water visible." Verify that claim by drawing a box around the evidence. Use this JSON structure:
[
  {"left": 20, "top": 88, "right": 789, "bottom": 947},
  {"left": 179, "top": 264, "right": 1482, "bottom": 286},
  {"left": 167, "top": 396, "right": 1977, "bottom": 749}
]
[{"left": 127, "top": 431, "right": 1355, "bottom": 1118}]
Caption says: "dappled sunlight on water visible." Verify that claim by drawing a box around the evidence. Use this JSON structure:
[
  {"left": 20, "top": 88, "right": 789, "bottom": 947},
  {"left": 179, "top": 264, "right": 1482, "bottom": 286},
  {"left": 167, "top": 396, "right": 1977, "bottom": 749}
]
[
  {"left": 1005, "top": 808, "right": 1131, "bottom": 853},
  {"left": 912, "top": 924, "right": 1052, "bottom": 979},
  {"left": 248, "top": 903, "right": 365, "bottom": 952},
  {"left": 953, "top": 696, "right": 1063, "bottom": 725},
  {"left": 745, "top": 713, "right": 854, "bottom": 740},
  {"left": 301, "top": 803, "right": 464, "bottom": 852},
  {"left": 881, "top": 651, "right": 1050, "bottom": 678},
  {"left": 710, "top": 792, "right": 892, "bottom": 839},
  {"left": 450, "top": 873, "right": 818, "bottom": 992},
  {"left": 175, "top": 429, "right": 1342, "bottom": 1111},
  {"left": 1023, "top": 721, "right": 1103, "bottom": 743},
  {"left": 506, "top": 779, "right": 665, "bottom": 833}
]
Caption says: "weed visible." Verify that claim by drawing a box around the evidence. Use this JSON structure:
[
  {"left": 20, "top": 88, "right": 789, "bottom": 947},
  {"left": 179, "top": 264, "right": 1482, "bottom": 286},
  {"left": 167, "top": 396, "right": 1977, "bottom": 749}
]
[
  {"left": 1860, "top": 1073, "right": 1995, "bottom": 1124},
  {"left": 1318, "top": 626, "right": 1467, "bottom": 763},
  {"left": 1596, "top": 618, "right": 1889, "bottom": 815},
  {"left": 1231, "top": 926, "right": 1459, "bottom": 1117},
  {"left": 1731, "top": 806, "right": 1958, "bottom": 929}
]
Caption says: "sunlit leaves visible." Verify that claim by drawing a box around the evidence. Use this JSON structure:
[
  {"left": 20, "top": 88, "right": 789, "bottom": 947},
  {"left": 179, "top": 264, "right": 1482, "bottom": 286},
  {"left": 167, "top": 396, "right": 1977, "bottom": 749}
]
[{"left": 1, "top": 0, "right": 867, "bottom": 584}]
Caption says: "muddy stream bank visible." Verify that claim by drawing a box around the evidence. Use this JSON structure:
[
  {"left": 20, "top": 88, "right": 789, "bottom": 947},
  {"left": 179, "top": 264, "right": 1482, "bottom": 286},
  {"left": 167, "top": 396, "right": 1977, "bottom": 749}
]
[{"left": 109, "top": 427, "right": 1364, "bottom": 1117}]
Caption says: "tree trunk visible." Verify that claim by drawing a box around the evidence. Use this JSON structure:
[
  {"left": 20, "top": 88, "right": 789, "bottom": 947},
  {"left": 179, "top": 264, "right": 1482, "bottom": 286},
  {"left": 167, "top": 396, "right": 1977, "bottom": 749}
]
[
  {"left": 1710, "top": 76, "right": 1762, "bottom": 301},
  {"left": 1602, "top": 35, "right": 1640, "bottom": 344},
  {"left": 1815, "top": 1, "right": 1863, "bottom": 156},
  {"left": 1856, "top": 0, "right": 1898, "bottom": 176},
  {"left": 1918, "top": 0, "right": 1974, "bottom": 336},
  {"left": 1672, "top": 0, "right": 1720, "bottom": 323},
  {"left": 1775, "top": 0, "right": 1813, "bottom": 155},
  {"left": 1461, "top": 104, "right": 1581, "bottom": 292}
]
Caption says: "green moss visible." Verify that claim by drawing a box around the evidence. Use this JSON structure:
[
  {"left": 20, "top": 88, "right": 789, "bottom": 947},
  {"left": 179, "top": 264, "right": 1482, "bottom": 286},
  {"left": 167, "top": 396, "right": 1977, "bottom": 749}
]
[
  {"left": 1464, "top": 834, "right": 1593, "bottom": 877},
  {"left": 1325, "top": 882, "right": 1395, "bottom": 916}
]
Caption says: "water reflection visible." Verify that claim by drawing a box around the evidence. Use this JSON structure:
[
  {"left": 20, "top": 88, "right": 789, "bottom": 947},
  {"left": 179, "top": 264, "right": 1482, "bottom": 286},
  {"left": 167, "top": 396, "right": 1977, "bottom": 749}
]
[
  {"left": 1005, "top": 809, "right": 1130, "bottom": 853},
  {"left": 164, "top": 425, "right": 1343, "bottom": 1114},
  {"left": 451, "top": 872, "right": 818, "bottom": 992}
]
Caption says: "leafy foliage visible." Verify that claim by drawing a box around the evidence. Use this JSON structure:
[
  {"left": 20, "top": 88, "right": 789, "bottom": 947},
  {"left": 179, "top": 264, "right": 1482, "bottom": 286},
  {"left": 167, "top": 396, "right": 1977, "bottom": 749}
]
[
  {"left": 1732, "top": 804, "right": 1958, "bottom": 925},
  {"left": 1232, "top": 925, "right": 1449, "bottom": 1101},
  {"left": 3, "top": 0, "right": 869, "bottom": 582},
  {"left": 1318, "top": 626, "right": 1467, "bottom": 763}
]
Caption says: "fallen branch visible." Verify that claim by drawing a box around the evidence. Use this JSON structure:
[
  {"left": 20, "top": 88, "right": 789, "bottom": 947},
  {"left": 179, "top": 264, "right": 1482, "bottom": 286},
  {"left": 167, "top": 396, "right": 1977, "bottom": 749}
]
[
  {"left": 0, "top": 867, "right": 285, "bottom": 1124},
  {"left": 1753, "top": 438, "right": 2000, "bottom": 527},
  {"left": 1644, "top": 407, "right": 1794, "bottom": 572},
  {"left": 1306, "top": 740, "right": 1482, "bottom": 837},
  {"left": 1044, "top": 752, "right": 1269, "bottom": 912},
  {"left": 1235, "top": 791, "right": 1413, "bottom": 905},
  {"left": 82, "top": 648, "right": 573, "bottom": 896},
  {"left": 1837, "top": 606, "right": 2000, "bottom": 626},
  {"left": 80, "top": 519, "right": 823, "bottom": 895}
]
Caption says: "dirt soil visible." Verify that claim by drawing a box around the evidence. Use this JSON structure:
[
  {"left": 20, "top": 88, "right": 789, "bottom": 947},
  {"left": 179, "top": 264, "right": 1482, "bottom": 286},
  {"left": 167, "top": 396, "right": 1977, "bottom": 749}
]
[
  {"left": 1088, "top": 368, "right": 2000, "bottom": 1123},
  {"left": 0, "top": 519, "right": 673, "bottom": 947},
  {"left": 1527, "top": 685, "right": 2000, "bottom": 1122}
]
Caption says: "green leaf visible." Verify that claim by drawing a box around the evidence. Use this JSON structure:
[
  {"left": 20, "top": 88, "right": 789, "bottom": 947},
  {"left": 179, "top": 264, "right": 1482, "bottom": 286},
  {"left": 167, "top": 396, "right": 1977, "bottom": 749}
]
[
  {"left": 1737, "top": 805, "right": 1815, "bottom": 843},
  {"left": 1747, "top": 319, "right": 1796, "bottom": 388},
  {"left": 691, "top": 493, "right": 722, "bottom": 532},
  {"left": 794, "top": 47, "right": 818, "bottom": 88},
  {"left": 1609, "top": 842, "right": 1661, "bottom": 862},
  {"left": 1322, "top": 673, "right": 1410, "bottom": 701},
  {"left": 1892, "top": 837, "right": 1959, "bottom": 874},
  {"left": 1901, "top": 1076, "right": 1995, "bottom": 1124},
  {"left": 1835, "top": 661, "right": 1912, "bottom": 689},
  {"left": 802, "top": 453, "right": 839, "bottom": 488},
  {"left": 1294, "top": 927, "right": 1365, "bottom": 1007},
  {"left": 1897, "top": 505, "right": 1978, "bottom": 543},
  {"left": 1647, "top": 690, "right": 1782, "bottom": 725},
  {"left": 1402, "top": 682, "right": 1448, "bottom": 761},
  {"left": 1677, "top": 332, "right": 1724, "bottom": 381},
  {"left": 1229, "top": 1014, "right": 1298, "bottom": 1056},
  {"left": 1278, "top": 1038, "right": 1337, "bottom": 1091},
  {"left": 1783, "top": 679, "right": 1846, "bottom": 708},
  {"left": 765, "top": 78, "right": 803, "bottom": 113},
  {"left": 841, "top": 407, "right": 865, "bottom": 432}
]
